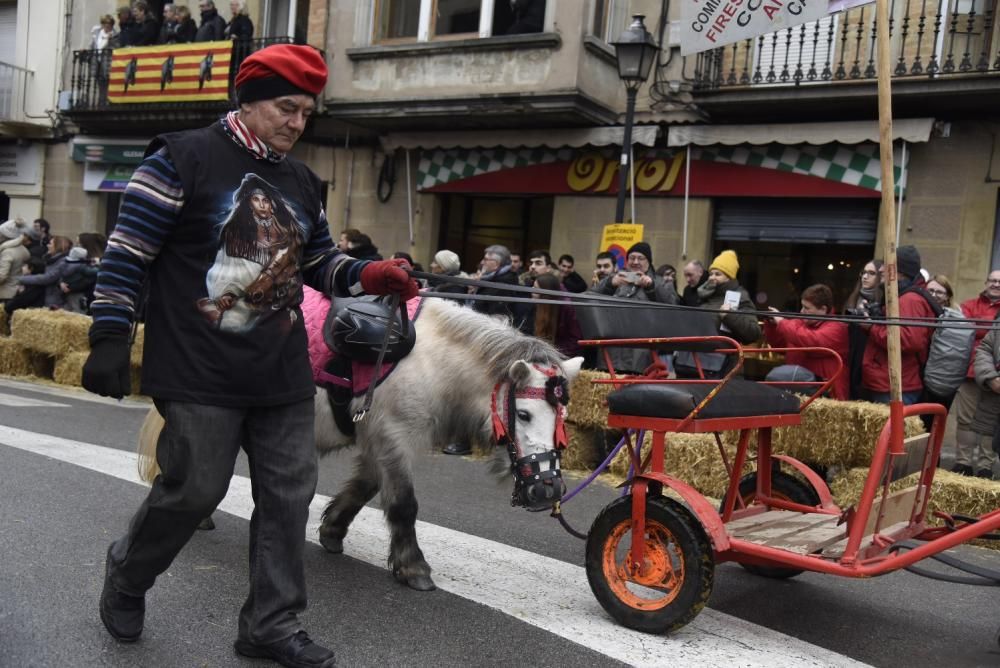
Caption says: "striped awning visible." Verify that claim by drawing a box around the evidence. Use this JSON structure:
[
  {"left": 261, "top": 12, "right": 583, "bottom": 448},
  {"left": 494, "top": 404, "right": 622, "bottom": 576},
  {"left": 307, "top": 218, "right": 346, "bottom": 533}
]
[{"left": 108, "top": 41, "right": 233, "bottom": 104}]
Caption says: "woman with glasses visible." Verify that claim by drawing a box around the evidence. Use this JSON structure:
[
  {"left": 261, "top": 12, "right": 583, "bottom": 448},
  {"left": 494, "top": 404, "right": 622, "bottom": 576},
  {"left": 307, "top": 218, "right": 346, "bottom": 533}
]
[{"left": 843, "top": 259, "right": 884, "bottom": 400}]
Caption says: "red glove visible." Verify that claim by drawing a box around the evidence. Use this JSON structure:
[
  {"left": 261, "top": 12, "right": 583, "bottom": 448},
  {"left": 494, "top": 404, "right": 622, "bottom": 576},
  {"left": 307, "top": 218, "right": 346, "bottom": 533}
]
[{"left": 360, "top": 258, "right": 419, "bottom": 300}]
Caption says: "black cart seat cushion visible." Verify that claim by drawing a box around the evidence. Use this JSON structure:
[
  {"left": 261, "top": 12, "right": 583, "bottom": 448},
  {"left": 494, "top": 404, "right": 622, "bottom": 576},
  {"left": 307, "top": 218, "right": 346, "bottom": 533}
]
[{"left": 606, "top": 379, "right": 801, "bottom": 419}]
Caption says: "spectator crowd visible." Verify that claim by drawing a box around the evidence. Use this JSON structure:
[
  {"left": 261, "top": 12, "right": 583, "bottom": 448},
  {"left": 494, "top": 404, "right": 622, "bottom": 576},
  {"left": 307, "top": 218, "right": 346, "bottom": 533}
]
[{"left": 89, "top": 1, "right": 253, "bottom": 49}]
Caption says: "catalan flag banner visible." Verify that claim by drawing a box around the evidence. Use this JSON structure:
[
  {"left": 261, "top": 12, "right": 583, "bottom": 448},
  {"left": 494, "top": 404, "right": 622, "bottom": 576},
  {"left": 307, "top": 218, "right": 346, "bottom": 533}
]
[{"left": 108, "top": 41, "right": 233, "bottom": 103}]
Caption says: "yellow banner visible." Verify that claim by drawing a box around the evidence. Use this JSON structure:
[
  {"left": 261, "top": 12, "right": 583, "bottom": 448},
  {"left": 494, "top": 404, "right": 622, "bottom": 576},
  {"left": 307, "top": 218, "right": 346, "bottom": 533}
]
[
  {"left": 108, "top": 41, "right": 233, "bottom": 103},
  {"left": 600, "top": 224, "right": 644, "bottom": 250}
]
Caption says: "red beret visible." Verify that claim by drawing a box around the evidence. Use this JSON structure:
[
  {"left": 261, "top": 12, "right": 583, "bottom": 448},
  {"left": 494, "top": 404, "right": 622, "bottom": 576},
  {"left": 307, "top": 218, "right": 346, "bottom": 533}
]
[{"left": 235, "top": 44, "right": 328, "bottom": 104}]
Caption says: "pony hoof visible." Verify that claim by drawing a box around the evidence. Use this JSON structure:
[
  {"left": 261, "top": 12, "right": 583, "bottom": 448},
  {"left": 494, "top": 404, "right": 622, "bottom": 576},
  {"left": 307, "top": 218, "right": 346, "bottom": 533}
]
[
  {"left": 398, "top": 572, "right": 436, "bottom": 592},
  {"left": 197, "top": 516, "right": 215, "bottom": 531},
  {"left": 319, "top": 533, "right": 344, "bottom": 554}
]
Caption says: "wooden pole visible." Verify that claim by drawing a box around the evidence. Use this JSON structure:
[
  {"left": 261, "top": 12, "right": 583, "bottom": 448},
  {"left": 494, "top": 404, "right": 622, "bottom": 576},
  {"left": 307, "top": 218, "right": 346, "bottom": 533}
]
[{"left": 876, "top": 0, "right": 902, "bottom": 406}]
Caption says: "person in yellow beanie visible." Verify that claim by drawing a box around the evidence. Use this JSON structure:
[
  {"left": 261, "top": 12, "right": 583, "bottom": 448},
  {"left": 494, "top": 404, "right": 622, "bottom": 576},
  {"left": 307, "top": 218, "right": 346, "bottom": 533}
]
[
  {"left": 709, "top": 249, "right": 739, "bottom": 280},
  {"left": 675, "top": 249, "right": 761, "bottom": 379}
]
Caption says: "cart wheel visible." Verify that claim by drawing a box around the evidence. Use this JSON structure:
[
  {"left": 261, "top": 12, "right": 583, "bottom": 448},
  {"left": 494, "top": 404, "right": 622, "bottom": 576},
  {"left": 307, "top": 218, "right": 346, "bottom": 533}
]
[
  {"left": 720, "top": 471, "right": 821, "bottom": 580},
  {"left": 585, "top": 494, "right": 714, "bottom": 634}
]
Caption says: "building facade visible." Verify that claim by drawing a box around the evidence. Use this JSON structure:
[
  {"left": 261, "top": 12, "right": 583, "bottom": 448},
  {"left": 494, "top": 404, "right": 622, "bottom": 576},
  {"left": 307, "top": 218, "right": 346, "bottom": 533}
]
[{"left": 54, "top": 0, "right": 1000, "bottom": 307}]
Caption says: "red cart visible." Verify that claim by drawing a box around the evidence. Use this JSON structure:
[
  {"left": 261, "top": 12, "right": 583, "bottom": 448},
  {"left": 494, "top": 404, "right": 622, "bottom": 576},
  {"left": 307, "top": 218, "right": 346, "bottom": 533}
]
[{"left": 573, "top": 328, "right": 1000, "bottom": 636}]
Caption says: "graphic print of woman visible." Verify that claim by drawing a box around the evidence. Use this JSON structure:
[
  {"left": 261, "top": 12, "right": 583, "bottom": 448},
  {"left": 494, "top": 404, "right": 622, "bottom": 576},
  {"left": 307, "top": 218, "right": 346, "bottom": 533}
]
[{"left": 197, "top": 173, "right": 305, "bottom": 332}]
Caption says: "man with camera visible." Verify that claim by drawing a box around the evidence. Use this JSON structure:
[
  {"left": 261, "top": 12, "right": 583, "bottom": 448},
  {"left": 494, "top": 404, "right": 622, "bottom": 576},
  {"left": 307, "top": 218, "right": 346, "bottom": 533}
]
[{"left": 590, "top": 242, "right": 677, "bottom": 372}]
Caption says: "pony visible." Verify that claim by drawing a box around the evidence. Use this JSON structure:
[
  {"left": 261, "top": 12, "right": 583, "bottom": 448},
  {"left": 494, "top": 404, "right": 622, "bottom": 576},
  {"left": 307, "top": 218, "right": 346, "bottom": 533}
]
[{"left": 138, "top": 295, "right": 583, "bottom": 592}]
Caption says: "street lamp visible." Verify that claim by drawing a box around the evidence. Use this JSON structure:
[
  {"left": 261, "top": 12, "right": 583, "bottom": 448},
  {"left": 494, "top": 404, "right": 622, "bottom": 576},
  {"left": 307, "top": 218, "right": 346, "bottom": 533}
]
[{"left": 612, "top": 15, "right": 659, "bottom": 224}]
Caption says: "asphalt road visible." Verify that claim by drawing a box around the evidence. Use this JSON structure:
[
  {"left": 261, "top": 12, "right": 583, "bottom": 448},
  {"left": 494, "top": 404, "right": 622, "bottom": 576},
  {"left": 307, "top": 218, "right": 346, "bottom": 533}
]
[{"left": 0, "top": 378, "right": 998, "bottom": 668}]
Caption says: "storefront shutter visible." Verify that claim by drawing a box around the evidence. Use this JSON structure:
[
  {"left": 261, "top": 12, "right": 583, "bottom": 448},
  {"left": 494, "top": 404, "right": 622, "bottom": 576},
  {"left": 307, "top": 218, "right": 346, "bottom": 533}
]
[
  {"left": 0, "top": 5, "right": 16, "bottom": 64},
  {"left": 714, "top": 198, "right": 878, "bottom": 244}
]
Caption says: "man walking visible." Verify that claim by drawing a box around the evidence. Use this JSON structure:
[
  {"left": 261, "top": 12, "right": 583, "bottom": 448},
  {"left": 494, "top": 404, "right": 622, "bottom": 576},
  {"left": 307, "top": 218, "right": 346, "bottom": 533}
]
[{"left": 83, "top": 44, "right": 417, "bottom": 668}]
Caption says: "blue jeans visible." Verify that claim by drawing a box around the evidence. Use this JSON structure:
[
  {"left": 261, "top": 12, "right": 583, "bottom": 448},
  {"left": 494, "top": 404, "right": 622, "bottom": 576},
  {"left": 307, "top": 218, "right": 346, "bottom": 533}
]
[
  {"left": 867, "top": 390, "right": 922, "bottom": 406},
  {"left": 107, "top": 397, "right": 317, "bottom": 644}
]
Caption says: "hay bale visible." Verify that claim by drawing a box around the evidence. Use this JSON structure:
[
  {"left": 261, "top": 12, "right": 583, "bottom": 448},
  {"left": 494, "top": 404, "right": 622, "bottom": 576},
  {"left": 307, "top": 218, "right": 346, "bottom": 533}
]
[
  {"left": 568, "top": 371, "right": 926, "bottom": 470},
  {"left": 606, "top": 430, "right": 751, "bottom": 498},
  {"left": 130, "top": 324, "right": 144, "bottom": 366},
  {"left": 771, "top": 398, "right": 925, "bottom": 469},
  {"left": 0, "top": 338, "right": 35, "bottom": 376},
  {"left": 567, "top": 369, "right": 617, "bottom": 430},
  {"left": 137, "top": 407, "right": 164, "bottom": 483},
  {"left": 563, "top": 424, "right": 612, "bottom": 472},
  {"left": 10, "top": 308, "right": 90, "bottom": 356},
  {"left": 53, "top": 351, "right": 87, "bottom": 386},
  {"left": 831, "top": 468, "right": 1000, "bottom": 549},
  {"left": 0, "top": 307, "right": 8, "bottom": 336}
]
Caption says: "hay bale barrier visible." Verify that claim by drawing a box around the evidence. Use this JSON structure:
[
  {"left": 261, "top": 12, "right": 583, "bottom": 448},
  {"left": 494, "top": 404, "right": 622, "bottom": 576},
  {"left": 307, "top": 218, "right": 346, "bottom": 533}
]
[
  {"left": 53, "top": 351, "right": 87, "bottom": 386},
  {"left": 564, "top": 370, "right": 927, "bottom": 473},
  {"left": 831, "top": 468, "right": 1000, "bottom": 550},
  {"left": 10, "top": 308, "right": 90, "bottom": 356},
  {"left": 0, "top": 337, "right": 36, "bottom": 376}
]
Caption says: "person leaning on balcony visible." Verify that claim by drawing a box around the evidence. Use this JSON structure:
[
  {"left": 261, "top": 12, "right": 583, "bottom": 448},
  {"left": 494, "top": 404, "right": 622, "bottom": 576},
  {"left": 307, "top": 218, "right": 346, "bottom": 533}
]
[
  {"left": 225, "top": 1, "right": 254, "bottom": 41},
  {"left": 83, "top": 43, "right": 417, "bottom": 668},
  {"left": 158, "top": 4, "right": 179, "bottom": 44},
  {"left": 196, "top": 0, "right": 227, "bottom": 42},
  {"left": 174, "top": 6, "right": 198, "bottom": 43},
  {"left": 90, "top": 15, "right": 118, "bottom": 50},
  {"left": 131, "top": 1, "right": 160, "bottom": 46},
  {"left": 116, "top": 6, "right": 139, "bottom": 47}
]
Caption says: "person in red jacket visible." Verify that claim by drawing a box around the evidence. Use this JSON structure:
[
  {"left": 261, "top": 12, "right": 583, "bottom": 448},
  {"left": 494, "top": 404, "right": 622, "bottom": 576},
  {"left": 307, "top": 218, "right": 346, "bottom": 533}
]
[
  {"left": 951, "top": 268, "right": 1000, "bottom": 476},
  {"left": 860, "top": 246, "right": 936, "bottom": 405},
  {"left": 764, "top": 284, "right": 850, "bottom": 399}
]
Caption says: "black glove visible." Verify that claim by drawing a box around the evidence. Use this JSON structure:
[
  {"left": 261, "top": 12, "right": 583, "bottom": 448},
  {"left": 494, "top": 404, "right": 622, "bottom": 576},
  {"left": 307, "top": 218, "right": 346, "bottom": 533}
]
[{"left": 82, "top": 332, "right": 131, "bottom": 399}]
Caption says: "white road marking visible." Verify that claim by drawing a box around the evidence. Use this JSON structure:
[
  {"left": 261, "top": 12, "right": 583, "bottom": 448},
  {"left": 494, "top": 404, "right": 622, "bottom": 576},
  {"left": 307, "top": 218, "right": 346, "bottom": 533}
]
[
  {"left": 0, "top": 426, "right": 868, "bottom": 668},
  {"left": 0, "top": 392, "right": 71, "bottom": 408},
  {"left": 0, "top": 377, "right": 152, "bottom": 409}
]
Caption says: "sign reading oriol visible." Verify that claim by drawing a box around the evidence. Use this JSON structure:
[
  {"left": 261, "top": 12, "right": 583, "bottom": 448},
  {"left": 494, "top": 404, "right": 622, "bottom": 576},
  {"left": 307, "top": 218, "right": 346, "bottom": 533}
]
[{"left": 108, "top": 41, "right": 233, "bottom": 103}]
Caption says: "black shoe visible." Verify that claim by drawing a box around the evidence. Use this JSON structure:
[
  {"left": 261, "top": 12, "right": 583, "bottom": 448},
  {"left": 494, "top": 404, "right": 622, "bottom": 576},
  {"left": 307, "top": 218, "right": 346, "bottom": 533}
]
[
  {"left": 441, "top": 442, "right": 471, "bottom": 456},
  {"left": 975, "top": 469, "right": 995, "bottom": 480},
  {"left": 235, "top": 631, "right": 336, "bottom": 668},
  {"left": 950, "top": 464, "right": 974, "bottom": 476},
  {"left": 99, "top": 546, "right": 145, "bottom": 643}
]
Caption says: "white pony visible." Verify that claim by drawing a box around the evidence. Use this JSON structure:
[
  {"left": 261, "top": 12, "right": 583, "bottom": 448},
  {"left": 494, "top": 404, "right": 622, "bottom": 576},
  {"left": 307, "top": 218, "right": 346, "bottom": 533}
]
[{"left": 139, "top": 296, "right": 583, "bottom": 592}]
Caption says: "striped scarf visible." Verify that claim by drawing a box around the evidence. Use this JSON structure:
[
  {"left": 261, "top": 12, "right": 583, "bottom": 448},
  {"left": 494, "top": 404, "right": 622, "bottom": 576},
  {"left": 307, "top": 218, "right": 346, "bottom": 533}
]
[{"left": 221, "top": 111, "right": 284, "bottom": 163}]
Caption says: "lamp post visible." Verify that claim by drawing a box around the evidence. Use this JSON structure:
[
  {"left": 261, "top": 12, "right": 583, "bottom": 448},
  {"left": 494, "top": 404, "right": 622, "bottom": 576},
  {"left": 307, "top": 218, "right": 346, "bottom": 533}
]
[{"left": 612, "top": 15, "right": 659, "bottom": 224}]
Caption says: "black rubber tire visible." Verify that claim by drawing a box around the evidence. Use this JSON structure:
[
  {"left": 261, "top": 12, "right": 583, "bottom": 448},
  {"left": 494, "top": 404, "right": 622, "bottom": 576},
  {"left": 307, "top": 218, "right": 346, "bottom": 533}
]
[
  {"left": 586, "top": 495, "right": 714, "bottom": 634},
  {"left": 720, "top": 470, "right": 821, "bottom": 579}
]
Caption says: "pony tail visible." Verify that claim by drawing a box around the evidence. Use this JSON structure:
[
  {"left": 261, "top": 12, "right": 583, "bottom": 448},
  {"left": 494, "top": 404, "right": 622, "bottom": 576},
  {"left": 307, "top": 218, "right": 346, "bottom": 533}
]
[{"left": 137, "top": 407, "right": 165, "bottom": 483}]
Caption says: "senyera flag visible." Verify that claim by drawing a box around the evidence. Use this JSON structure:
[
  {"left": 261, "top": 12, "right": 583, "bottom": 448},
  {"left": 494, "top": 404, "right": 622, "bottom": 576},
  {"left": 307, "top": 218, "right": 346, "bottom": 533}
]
[
  {"left": 680, "top": 0, "right": 873, "bottom": 55},
  {"left": 108, "top": 41, "right": 233, "bottom": 103}
]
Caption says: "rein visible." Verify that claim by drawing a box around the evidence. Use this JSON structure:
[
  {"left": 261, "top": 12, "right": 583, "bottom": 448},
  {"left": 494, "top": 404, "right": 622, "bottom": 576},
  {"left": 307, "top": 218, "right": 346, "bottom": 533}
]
[{"left": 411, "top": 270, "right": 1000, "bottom": 331}]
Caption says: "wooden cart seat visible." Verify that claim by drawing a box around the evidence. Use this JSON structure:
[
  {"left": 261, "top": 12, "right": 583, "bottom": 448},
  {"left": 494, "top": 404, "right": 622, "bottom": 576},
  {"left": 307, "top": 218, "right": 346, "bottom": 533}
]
[{"left": 606, "top": 379, "right": 801, "bottom": 420}]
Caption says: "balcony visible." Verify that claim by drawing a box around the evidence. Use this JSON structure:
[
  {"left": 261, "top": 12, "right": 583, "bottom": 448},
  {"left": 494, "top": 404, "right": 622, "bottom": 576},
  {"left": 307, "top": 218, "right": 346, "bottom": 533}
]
[
  {"left": 0, "top": 60, "right": 37, "bottom": 129},
  {"left": 685, "top": 0, "right": 1000, "bottom": 121},
  {"left": 64, "top": 37, "right": 293, "bottom": 134}
]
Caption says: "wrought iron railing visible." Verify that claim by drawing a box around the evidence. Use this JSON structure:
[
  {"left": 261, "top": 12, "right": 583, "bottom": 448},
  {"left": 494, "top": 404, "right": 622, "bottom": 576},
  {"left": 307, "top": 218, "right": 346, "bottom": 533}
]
[
  {"left": 0, "top": 60, "right": 34, "bottom": 122},
  {"left": 689, "top": 0, "right": 1000, "bottom": 89},
  {"left": 68, "top": 36, "right": 293, "bottom": 111}
]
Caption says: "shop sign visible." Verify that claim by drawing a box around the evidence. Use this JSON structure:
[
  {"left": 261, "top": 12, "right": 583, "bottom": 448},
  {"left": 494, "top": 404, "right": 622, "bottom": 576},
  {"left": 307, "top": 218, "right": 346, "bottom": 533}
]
[
  {"left": 0, "top": 143, "right": 41, "bottom": 186},
  {"left": 568, "top": 153, "right": 684, "bottom": 194},
  {"left": 72, "top": 141, "right": 147, "bottom": 165},
  {"left": 83, "top": 163, "right": 136, "bottom": 192},
  {"left": 109, "top": 41, "right": 232, "bottom": 103},
  {"left": 600, "top": 224, "right": 645, "bottom": 266},
  {"left": 680, "top": 0, "right": 827, "bottom": 54}
]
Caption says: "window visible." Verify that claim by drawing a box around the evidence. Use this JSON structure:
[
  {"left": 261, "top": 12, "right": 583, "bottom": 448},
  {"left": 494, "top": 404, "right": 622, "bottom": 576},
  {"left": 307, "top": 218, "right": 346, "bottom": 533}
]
[
  {"left": 591, "top": 0, "right": 628, "bottom": 42},
  {"left": 375, "top": 0, "right": 420, "bottom": 40},
  {"left": 372, "top": 0, "right": 546, "bottom": 43}
]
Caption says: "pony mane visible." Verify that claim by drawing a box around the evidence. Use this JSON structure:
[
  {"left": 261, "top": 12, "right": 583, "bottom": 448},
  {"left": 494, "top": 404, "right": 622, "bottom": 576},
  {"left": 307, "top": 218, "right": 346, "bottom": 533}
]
[{"left": 422, "top": 298, "right": 565, "bottom": 380}]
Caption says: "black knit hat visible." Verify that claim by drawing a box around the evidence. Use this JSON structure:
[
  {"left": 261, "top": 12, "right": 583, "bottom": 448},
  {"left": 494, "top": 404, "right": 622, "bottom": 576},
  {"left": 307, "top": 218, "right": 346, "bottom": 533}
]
[
  {"left": 626, "top": 242, "right": 653, "bottom": 266},
  {"left": 896, "top": 245, "right": 921, "bottom": 280}
]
